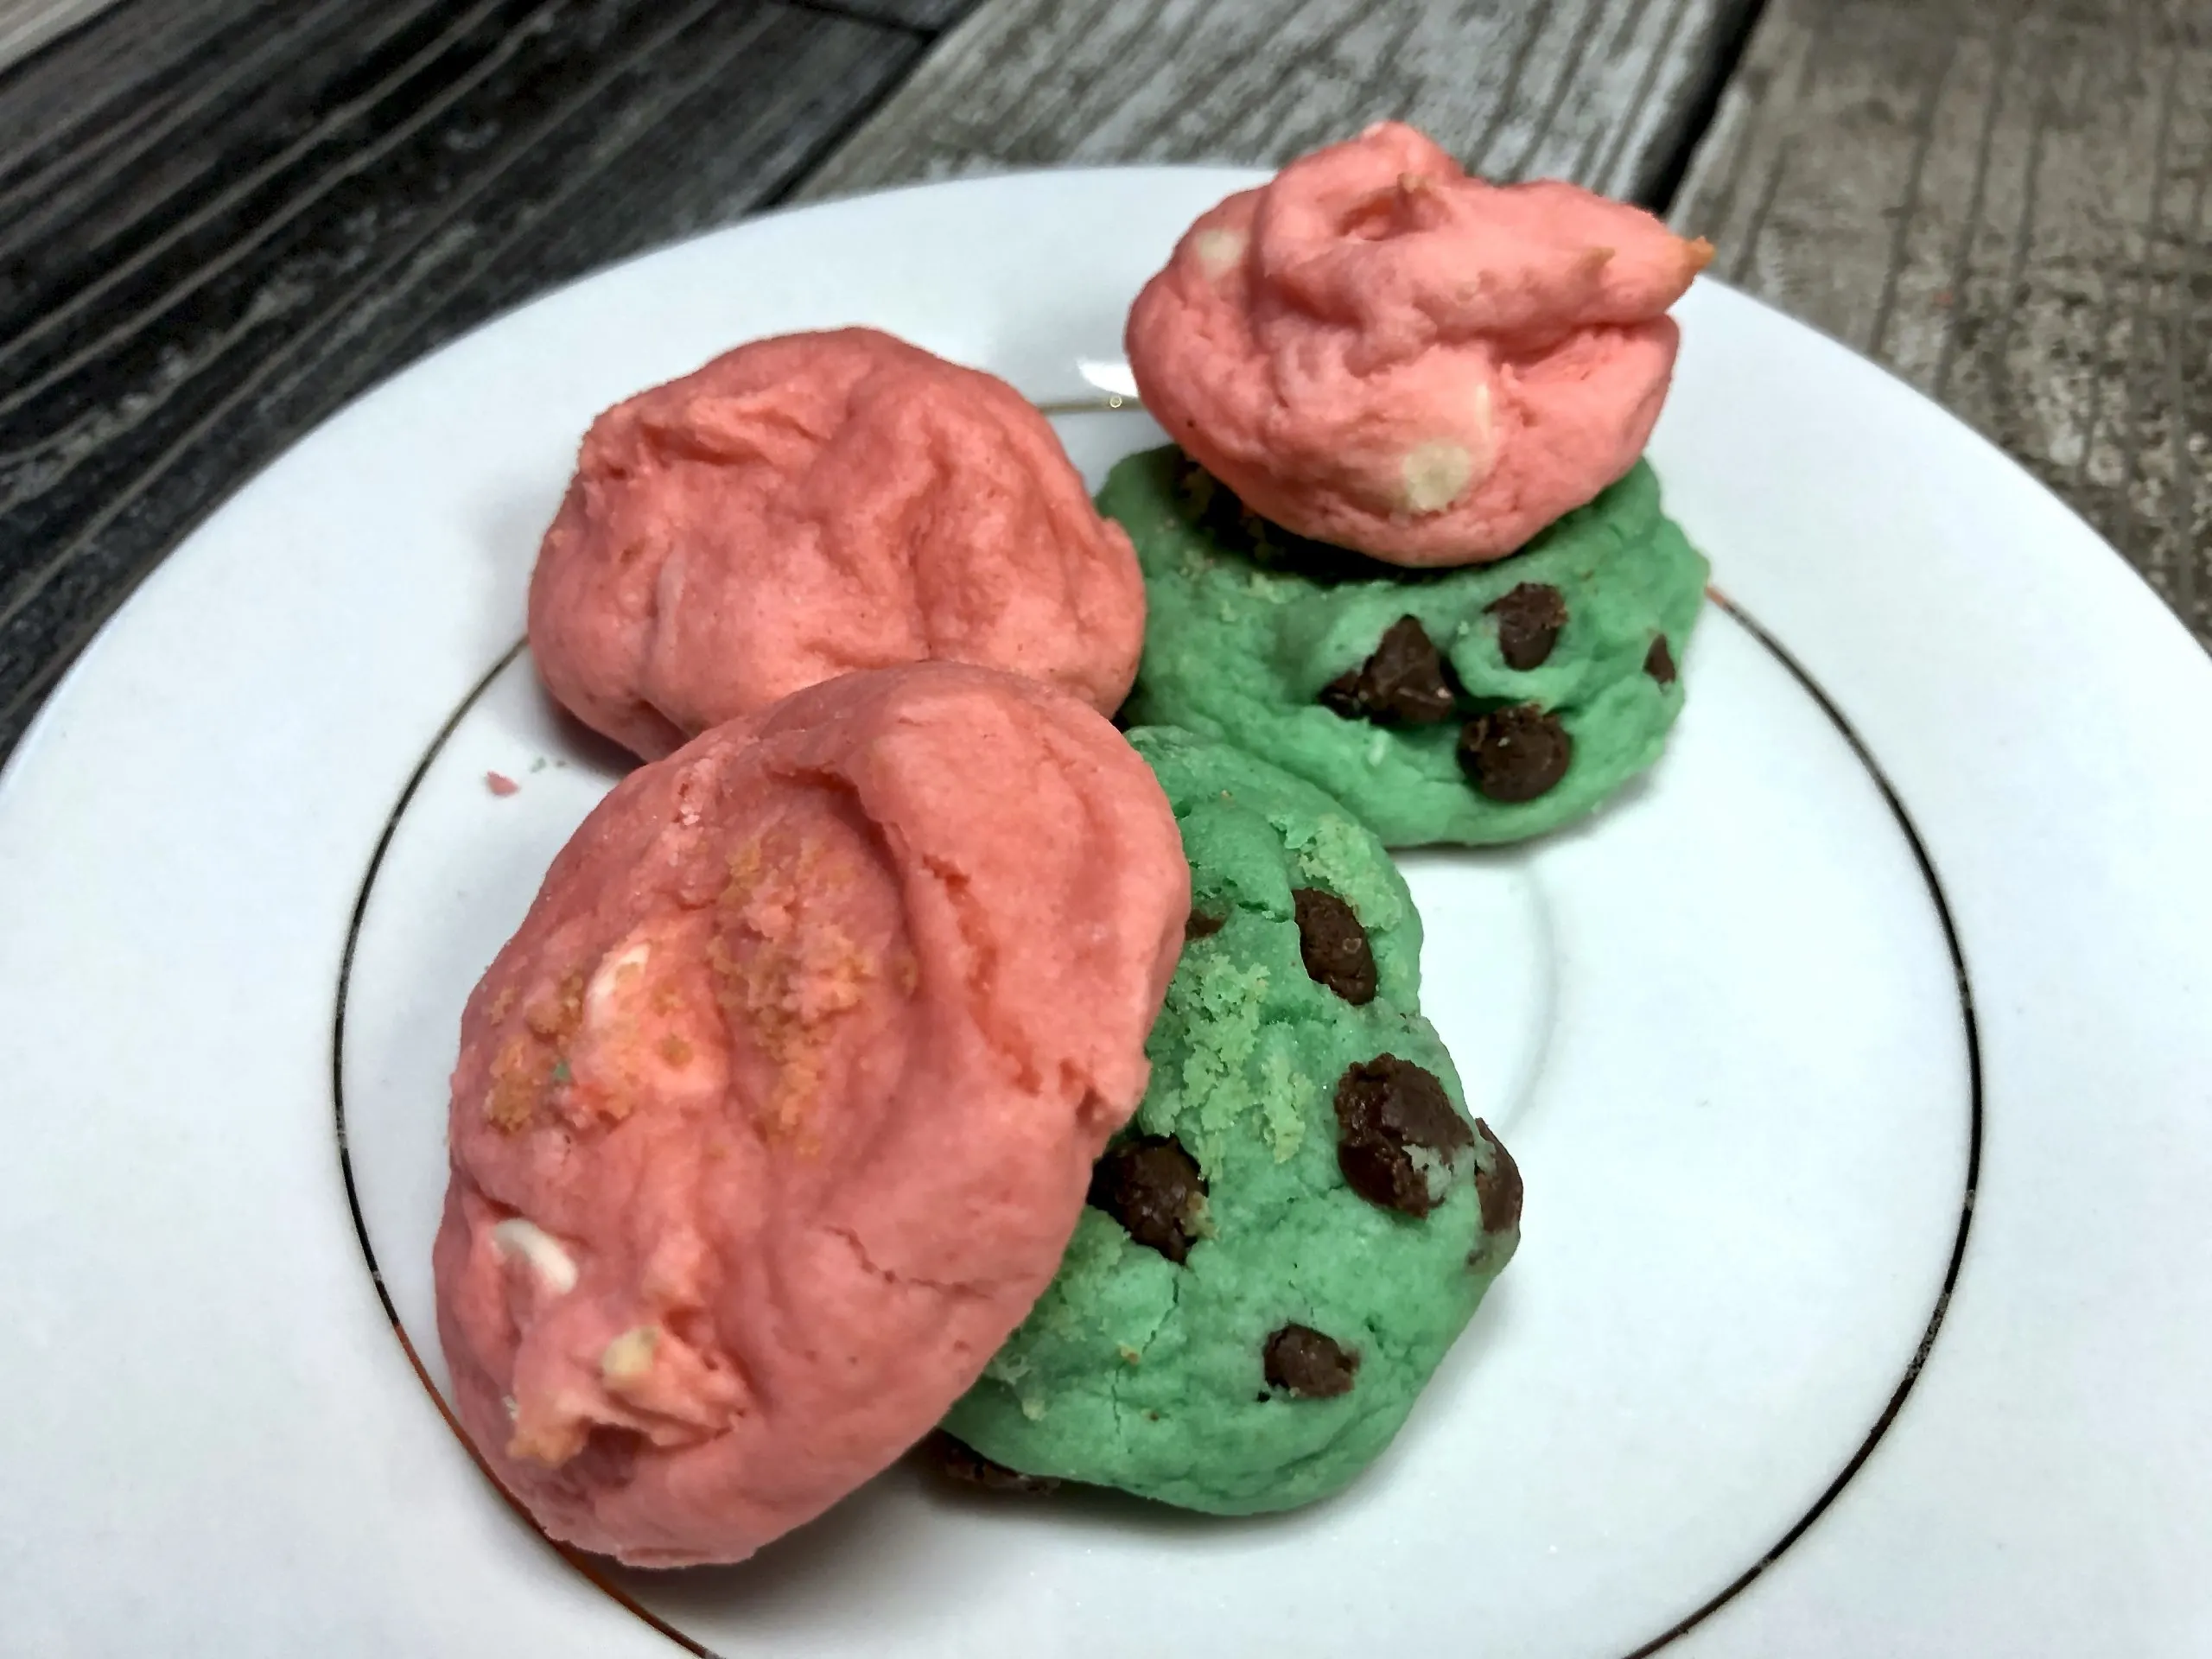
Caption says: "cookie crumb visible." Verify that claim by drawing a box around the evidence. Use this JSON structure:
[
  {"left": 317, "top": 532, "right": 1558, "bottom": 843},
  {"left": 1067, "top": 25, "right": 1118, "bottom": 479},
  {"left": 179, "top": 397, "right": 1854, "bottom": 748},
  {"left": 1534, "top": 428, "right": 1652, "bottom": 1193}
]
[{"left": 486, "top": 771, "right": 520, "bottom": 797}]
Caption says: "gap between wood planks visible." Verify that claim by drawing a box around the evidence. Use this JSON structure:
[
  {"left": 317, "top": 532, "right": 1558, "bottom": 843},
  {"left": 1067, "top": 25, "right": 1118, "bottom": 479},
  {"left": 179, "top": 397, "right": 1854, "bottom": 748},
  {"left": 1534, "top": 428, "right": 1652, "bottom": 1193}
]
[{"left": 796, "top": 0, "right": 1777, "bottom": 211}]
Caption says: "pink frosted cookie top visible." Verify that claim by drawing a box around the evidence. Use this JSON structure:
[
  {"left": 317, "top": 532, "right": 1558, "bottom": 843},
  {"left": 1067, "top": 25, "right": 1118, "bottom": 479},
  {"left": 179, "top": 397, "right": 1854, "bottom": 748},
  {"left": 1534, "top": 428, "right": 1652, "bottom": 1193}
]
[
  {"left": 529, "top": 327, "right": 1146, "bottom": 759},
  {"left": 434, "top": 664, "right": 1188, "bottom": 1565},
  {"left": 1126, "top": 123, "right": 1712, "bottom": 565}
]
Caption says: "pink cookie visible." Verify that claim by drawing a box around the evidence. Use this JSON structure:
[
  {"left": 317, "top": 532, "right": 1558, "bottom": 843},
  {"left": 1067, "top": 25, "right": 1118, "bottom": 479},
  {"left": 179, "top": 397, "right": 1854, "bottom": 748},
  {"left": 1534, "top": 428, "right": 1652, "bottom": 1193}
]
[
  {"left": 1127, "top": 123, "right": 1712, "bottom": 565},
  {"left": 433, "top": 664, "right": 1188, "bottom": 1565},
  {"left": 530, "top": 327, "right": 1146, "bottom": 759}
]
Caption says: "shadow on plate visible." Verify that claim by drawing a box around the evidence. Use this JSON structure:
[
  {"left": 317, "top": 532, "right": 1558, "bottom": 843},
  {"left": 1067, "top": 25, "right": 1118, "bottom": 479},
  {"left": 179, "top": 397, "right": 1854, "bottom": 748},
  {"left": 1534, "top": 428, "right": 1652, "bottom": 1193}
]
[{"left": 609, "top": 1279, "right": 1524, "bottom": 1636}]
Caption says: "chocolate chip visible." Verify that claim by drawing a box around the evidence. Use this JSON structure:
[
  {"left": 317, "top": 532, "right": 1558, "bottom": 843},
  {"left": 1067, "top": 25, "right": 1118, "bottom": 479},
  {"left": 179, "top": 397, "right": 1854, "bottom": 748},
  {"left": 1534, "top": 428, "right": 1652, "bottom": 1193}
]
[
  {"left": 1292, "top": 888, "right": 1376, "bottom": 1005},
  {"left": 1645, "top": 635, "right": 1678, "bottom": 685},
  {"left": 1317, "top": 672, "right": 1361, "bottom": 717},
  {"left": 1487, "top": 582, "right": 1569, "bottom": 671},
  {"left": 1457, "top": 704, "right": 1572, "bottom": 802},
  {"left": 1318, "top": 615, "right": 1459, "bottom": 725},
  {"left": 1185, "top": 906, "right": 1227, "bottom": 941},
  {"left": 916, "top": 1430, "right": 1061, "bottom": 1495},
  {"left": 1334, "top": 1054, "right": 1474, "bottom": 1217},
  {"left": 1263, "top": 1324, "right": 1359, "bottom": 1398},
  {"left": 1472, "top": 1119, "right": 1522, "bottom": 1235},
  {"left": 1088, "top": 1135, "right": 1207, "bottom": 1263}
]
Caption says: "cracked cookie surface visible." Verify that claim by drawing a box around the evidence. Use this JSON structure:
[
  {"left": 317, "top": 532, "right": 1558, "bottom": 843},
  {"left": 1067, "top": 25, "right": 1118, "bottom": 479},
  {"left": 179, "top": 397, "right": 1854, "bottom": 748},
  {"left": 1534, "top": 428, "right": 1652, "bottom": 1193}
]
[{"left": 940, "top": 728, "right": 1520, "bottom": 1513}]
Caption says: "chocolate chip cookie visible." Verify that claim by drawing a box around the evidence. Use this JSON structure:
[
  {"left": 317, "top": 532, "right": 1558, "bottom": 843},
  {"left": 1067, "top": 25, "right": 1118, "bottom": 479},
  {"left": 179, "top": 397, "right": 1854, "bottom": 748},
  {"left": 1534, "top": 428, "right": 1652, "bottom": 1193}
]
[
  {"left": 1111, "top": 447, "right": 1708, "bottom": 846},
  {"left": 939, "top": 728, "right": 1520, "bottom": 1513}
]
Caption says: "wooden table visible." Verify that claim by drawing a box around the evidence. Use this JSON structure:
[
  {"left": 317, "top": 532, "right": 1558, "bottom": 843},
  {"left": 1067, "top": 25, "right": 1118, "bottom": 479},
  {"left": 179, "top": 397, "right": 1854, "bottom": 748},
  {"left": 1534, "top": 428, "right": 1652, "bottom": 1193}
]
[{"left": 0, "top": 0, "right": 2202, "bottom": 765}]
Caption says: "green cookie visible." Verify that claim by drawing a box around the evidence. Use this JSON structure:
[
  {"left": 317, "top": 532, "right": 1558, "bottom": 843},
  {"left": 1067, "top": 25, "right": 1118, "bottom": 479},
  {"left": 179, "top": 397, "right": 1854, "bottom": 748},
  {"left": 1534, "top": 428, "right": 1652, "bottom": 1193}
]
[
  {"left": 1111, "top": 446, "right": 1710, "bottom": 847},
  {"left": 941, "top": 728, "right": 1520, "bottom": 1515}
]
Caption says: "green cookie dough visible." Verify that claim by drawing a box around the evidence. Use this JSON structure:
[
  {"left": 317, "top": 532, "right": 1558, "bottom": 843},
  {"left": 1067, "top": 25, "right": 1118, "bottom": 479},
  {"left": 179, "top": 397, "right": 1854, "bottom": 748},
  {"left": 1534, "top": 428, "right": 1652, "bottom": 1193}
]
[
  {"left": 941, "top": 728, "right": 1520, "bottom": 1515},
  {"left": 1110, "top": 445, "right": 1710, "bottom": 847}
]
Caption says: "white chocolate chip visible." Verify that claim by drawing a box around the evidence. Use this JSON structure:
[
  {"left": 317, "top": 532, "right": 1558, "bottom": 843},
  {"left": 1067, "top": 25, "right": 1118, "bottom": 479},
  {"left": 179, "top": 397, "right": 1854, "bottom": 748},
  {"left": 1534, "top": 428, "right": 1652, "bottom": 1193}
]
[
  {"left": 585, "top": 940, "right": 653, "bottom": 1026},
  {"left": 1192, "top": 228, "right": 1247, "bottom": 279},
  {"left": 601, "top": 1325, "right": 660, "bottom": 1388},
  {"left": 502, "top": 1395, "right": 518, "bottom": 1421},
  {"left": 490, "top": 1217, "right": 578, "bottom": 1295},
  {"left": 1401, "top": 441, "right": 1474, "bottom": 513}
]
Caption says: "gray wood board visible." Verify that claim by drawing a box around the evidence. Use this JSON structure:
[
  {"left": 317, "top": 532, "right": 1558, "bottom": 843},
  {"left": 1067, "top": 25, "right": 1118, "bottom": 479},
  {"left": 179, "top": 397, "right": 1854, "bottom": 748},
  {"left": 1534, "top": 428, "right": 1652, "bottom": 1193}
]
[
  {"left": 0, "top": 0, "right": 268, "bottom": 168},
  {"left": 799, "top": 0, "right": 1764, "bottom": 206},
  {"left": 0, "top": 0, "right": 120, "bottom": 76},
  {"left": 1673, "top": 0, "right": 2212, "bottom": 643},
  {"left": 814, "top": 0, "right": 979, "bottom": 27},
  {"left": 0, "top": 0, "right": 948, "bottom": 763}
]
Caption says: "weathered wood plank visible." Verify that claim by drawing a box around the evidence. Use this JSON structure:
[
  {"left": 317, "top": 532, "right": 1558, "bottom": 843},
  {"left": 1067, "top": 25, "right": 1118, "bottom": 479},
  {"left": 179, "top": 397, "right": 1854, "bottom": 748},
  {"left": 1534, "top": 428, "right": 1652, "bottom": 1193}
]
[
  {"left": 799, "top": 0, "right": 1764, "bottom": 206},
  {"left": 0, "top": 0, "right": 934, "bottom": 761},
  {"left": 811, "top": 0, "right": 976, "bottom": 28},
  {"left": 1673, "top": 0, "right": 2212, "bottom": 642},
  {"left": 0, "top": 0, "right": 121, "bottom": 76},
  {"left": 0, "top": 0, "right": 270, "bottom": 171}
]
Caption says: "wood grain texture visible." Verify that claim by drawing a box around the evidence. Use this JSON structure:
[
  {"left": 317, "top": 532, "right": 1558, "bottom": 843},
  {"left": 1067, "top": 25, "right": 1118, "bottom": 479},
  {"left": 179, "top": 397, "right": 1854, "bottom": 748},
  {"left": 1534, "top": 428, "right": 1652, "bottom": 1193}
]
[
  {"left": 0, "top": 0, "right": 946, "bottom": 761},
  {"left": 0, "top": 0, "right": 119, "bottom": 76},
  {"left": 1673, "top": 0, "right": 2212, "bottom": 641},
  {"left": 806, "top": 0, "right": 976, "bottom": 27},
  {"left": 0, "top": 0, "right": 266, "bottom": 167},
  {"left": 799, "top": 0, "right": 1764, "bottom": 206}
]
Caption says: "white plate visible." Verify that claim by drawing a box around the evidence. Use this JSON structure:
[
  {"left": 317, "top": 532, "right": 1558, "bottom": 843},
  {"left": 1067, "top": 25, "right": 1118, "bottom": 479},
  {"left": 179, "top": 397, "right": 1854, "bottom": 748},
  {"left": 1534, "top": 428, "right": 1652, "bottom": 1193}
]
[{"left": 3, "top": 170, "right": 2209, "bottom": 1658}]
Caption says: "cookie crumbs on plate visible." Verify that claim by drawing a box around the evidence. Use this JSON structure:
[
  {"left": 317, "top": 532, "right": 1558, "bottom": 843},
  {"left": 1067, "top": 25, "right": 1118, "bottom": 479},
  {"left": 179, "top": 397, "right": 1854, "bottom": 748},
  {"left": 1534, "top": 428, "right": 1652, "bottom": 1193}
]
[{"left": 486, "top": 771, "right": 520, "bottom": 797}]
